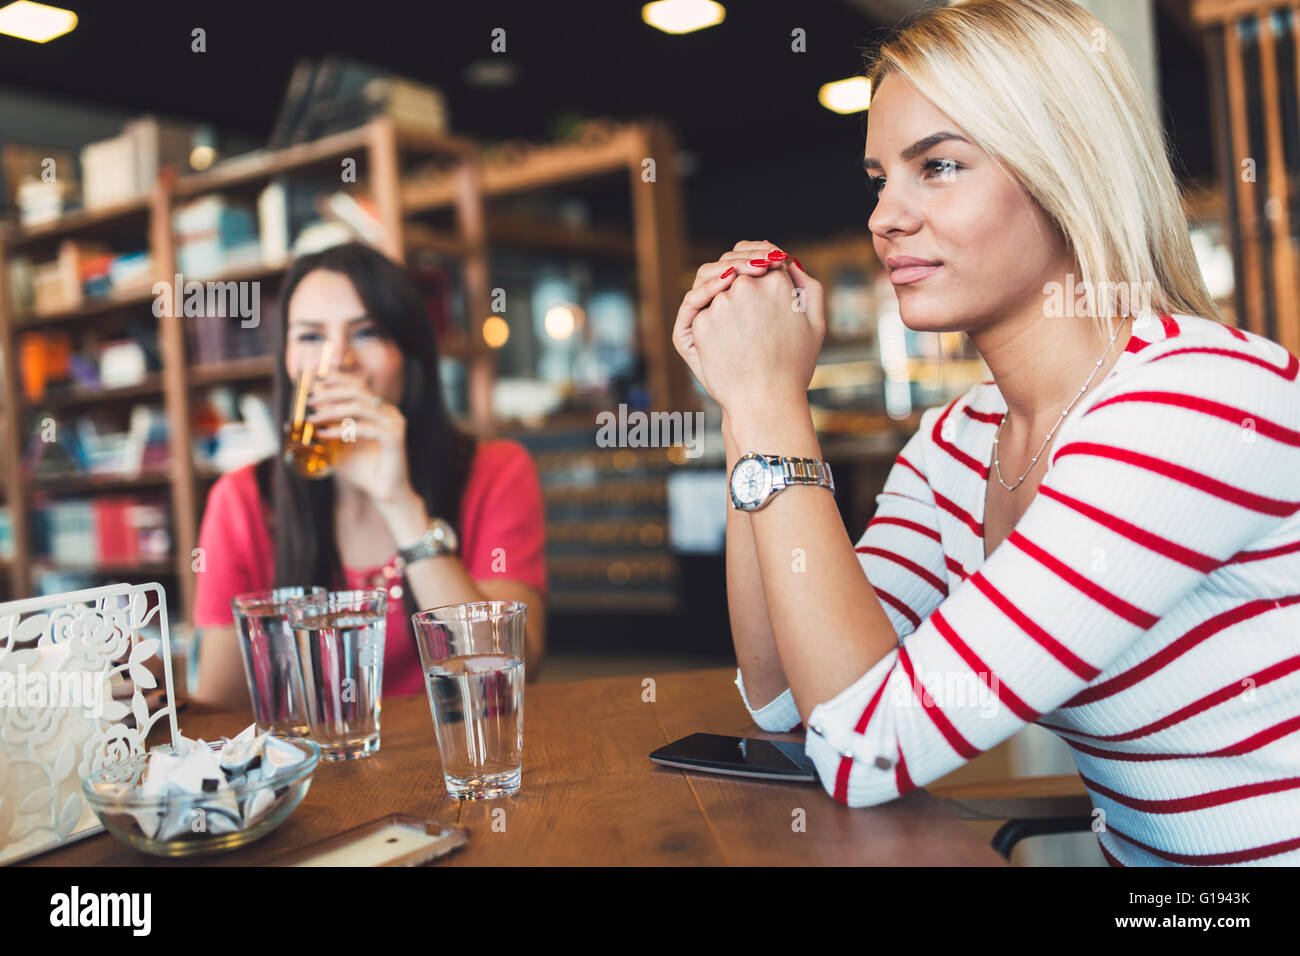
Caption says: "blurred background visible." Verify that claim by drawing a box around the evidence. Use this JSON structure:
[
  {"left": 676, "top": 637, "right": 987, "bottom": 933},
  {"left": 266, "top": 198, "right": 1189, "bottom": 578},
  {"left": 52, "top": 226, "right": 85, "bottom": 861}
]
[{"left": 0, "top": 0, "right": 1294, "bottom": 863}]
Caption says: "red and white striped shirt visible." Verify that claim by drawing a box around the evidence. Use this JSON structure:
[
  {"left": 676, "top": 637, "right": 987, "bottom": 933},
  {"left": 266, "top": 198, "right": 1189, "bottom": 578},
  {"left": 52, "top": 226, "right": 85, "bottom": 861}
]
[{"left": 736, "top": 312, "right": 1300, "bottom": 866}]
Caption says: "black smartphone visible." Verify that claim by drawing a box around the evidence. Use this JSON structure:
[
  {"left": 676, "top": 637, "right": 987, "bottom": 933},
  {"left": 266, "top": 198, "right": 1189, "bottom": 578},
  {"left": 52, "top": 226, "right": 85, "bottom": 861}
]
[{"left": 649, "top": 732, "right": 818, "bottom": 782}]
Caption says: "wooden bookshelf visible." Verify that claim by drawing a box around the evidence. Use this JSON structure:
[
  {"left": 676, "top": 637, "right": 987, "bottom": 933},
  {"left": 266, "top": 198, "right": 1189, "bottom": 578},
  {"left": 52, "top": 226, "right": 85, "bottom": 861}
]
[
  {"left": 28, "top": 471, "right": 174, "bottom": 496},
  {"left": 0, "top": 116, "right": 492, "bottom": 625},
  {"left": 1193, "top": 0, "right": 1300, "bottom": 353}
]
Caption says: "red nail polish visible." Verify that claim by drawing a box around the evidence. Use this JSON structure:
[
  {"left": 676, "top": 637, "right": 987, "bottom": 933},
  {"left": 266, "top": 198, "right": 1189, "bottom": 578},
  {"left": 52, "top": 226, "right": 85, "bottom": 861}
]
[
  {"left": 748, "top": 259, "right": 770, "bottom": 267},
  {"left": 792, "top": 256, "right": 808, "bottom": 274},
  {"left": 767, "top": 250, "right": 789, "bottom": 261},
  {"left": 720, "top": 266, "right": 734, "bottom": 279}
]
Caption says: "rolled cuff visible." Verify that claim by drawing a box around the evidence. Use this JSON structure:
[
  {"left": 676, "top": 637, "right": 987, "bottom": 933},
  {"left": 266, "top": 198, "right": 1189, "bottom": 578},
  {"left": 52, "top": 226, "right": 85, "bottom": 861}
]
[
  {"left": 803, "top": 648, "right": 902, "bottom": 807},
  {"left": 734, "top": 668, "right": 802, "bottom": 732}
]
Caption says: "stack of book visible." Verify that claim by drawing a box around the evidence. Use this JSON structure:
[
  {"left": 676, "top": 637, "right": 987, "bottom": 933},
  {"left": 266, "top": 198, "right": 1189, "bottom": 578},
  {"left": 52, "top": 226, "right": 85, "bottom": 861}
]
[
  {"left": 3, "top": 142, "right": 79, "bottom": 225},
  {"left": 192, "top": 388, "right": 278, "bottom": 474},
  {"left": 36, "top": 496, "right": 171, "bottom": 567},
  {"left": 23, "top": 405, "right": 169, "bottom": 480},
  {"left": 22, "top": 325, "right": 160, "bottom": 401},
  {"left": 270, "top": 58, "right": 448, "bottom": 147},
  {"left": 183, "top": 291, "right": 276, "bottom": 365},
  {"left": 258, "top": 180, "right": 387, "bottom": 259},
  {"left": 173, "top": 195, "right": 261, "bottom": 277},
  {"left": 18, "top": 240, "right": 153, "bottom": 316}
]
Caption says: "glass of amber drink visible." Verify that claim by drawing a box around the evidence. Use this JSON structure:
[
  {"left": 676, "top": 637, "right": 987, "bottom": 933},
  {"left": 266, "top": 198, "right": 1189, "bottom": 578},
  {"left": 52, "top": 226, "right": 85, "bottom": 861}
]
[{"left": 284, "top": 343, "right": 340, "bottom": 479}]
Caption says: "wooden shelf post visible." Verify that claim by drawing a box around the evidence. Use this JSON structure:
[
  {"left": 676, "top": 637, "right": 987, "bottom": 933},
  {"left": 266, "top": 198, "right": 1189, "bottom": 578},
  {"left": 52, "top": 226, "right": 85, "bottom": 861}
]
[
  {"left": 0, "top": 239, "right": 32, "bottom": 599},
  {"left": 151, "top": 173, "right": 199, "bottom": 626}
]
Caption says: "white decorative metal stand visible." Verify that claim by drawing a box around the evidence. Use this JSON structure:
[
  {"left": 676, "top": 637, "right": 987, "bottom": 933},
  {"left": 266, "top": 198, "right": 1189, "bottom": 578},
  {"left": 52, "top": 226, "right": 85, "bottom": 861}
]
[{"left": 0, "top": 582, "right": 180, "bottom": 864}]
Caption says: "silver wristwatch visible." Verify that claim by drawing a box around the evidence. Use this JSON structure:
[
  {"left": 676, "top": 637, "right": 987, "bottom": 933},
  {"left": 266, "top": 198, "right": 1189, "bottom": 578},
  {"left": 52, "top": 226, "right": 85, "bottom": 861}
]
[
  {"left": 397, "top": 517, "right": 459, "bottom": 566},
  {"left": 729, "top": 453, "right": 836, "bottom": 512}
]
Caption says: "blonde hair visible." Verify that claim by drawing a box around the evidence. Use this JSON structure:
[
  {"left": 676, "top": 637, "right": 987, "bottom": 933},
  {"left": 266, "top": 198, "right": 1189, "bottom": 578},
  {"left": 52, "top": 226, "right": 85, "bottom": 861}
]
[{"left": 866, "top": 0, "right": 1220, "bottom": 337}]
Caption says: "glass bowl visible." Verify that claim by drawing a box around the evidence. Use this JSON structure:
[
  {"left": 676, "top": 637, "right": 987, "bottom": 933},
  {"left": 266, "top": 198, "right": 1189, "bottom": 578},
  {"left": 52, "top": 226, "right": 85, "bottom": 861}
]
[{"left": 82, "top": 737, "right": 320, "bottom": 857}]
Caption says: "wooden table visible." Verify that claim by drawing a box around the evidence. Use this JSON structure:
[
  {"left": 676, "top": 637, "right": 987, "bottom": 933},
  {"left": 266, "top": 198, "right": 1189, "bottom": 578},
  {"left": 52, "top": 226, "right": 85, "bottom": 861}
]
[{"left": 25, "top": 668, "right": 1005, "bottom": 866}]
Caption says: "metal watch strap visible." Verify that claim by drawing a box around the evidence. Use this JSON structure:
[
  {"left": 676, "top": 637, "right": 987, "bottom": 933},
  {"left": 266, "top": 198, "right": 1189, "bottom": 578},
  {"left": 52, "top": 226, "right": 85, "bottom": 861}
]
[
  {"left": 397, "top": 518, "right": 456, "bottom": 565},
  {"left": 768, "top": 454, "right": 836, "bottom": 495}
]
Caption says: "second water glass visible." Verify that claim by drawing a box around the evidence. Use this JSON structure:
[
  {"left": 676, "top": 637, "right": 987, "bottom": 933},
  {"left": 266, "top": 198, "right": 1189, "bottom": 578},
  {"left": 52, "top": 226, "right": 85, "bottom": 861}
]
[{"left": 286, "top": 589, "right": 387, "bottom": 761}]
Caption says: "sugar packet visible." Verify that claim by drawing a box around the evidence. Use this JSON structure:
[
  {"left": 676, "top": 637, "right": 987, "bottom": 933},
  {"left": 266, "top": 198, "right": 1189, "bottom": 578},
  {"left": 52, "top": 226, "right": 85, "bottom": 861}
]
[{"left": 124, "top": 724, "right": 306, "bottom": 842}]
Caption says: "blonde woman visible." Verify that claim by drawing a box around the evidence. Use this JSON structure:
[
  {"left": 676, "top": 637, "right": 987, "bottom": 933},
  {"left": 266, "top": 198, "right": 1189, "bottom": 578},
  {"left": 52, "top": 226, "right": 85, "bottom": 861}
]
[{"left": 673, "top": 0, "right": 1300, "bottom": 866}]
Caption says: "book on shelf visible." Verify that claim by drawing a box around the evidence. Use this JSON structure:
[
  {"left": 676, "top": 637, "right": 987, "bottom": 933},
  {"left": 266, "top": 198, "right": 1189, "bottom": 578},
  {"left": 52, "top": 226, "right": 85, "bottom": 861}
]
[
  {"left": 293, "top": 220, "right": 362, "bottom": 255},
  {"left": 106, "top": 250, "right": 153, "bottom": 294},
  {"left": 126, "top": 116, "right": 194, "bottom": 203},
  {"left": 257, "top": 182, "right": 291, "bottom": 264},
  {"left": 319, "top": 191, "right": 384, "bottom": 247},
  {"left": 96, "top": 339, "right": 151, "bottom": 388},
  {"left": 407, "top": 254, "right": 459, "bottom": 341},
  {"left": 6, "top": 256, "right": 33, "bottom": 315},
  {"left": 79, "top": 115, "right": 195, "bottom": 211},
  {"left": 34, "top": 569, "right": 98, "bottom": 597},
  {"left": 19, "top": 331, "right": 72, "bottom": 401},
  {"left": 268, "top": 59, "right": 322, "bottom": 150},
  {"left": 79, "top": 134, "right": 137, "bottom": 210}
]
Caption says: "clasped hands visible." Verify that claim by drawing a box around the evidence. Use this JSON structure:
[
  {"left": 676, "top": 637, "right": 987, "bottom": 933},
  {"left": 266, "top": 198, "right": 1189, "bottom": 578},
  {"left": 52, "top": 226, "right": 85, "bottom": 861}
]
[{"left": 672, "top": 241, "right": 826, "bottom": 423}]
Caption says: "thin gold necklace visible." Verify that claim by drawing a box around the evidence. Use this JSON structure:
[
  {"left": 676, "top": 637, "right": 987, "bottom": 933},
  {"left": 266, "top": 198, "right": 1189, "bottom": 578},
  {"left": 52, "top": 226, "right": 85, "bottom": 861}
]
[{"left": 993, "top": 315, "right": 1131, "bottom": 491}]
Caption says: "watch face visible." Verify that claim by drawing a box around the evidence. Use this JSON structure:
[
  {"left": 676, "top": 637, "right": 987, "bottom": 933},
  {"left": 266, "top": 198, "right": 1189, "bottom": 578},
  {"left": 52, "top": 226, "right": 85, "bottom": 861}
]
[
  {"left": 431, "top": 519, "right": 458, "bottom": 553},
  {"left": 731, "top": 458, "right": 767, "bottom": 505}
]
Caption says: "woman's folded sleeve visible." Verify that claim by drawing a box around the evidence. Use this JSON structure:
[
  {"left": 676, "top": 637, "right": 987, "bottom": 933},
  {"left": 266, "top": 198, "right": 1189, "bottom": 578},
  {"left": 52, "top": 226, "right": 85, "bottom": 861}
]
[{"left": 803, "top": 334, "right": 1300, "bottom": 807}]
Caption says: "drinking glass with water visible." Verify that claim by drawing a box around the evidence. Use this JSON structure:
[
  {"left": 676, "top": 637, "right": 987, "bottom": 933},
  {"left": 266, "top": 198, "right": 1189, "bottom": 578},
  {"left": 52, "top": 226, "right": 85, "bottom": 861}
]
[
  {"left": 411, "top": 601, "right": 526, "bottom": 800},
  {"left": 285, "top": 589, "right": 387, "bottom": 761},
  {"left": 230, "top": 586, "right": 325, "bottom": 738}
]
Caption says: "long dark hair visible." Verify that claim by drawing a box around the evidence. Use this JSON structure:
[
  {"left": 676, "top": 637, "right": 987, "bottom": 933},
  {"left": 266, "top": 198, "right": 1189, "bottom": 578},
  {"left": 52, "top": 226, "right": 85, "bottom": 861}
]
[{"left": 254, "top": 242, "right": 477, "bottom": 588}]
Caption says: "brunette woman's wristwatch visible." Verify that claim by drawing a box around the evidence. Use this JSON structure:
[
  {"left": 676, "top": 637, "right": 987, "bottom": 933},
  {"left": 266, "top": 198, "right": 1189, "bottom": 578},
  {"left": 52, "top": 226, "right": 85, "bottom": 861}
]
[{"left": 397, "top": 517, "right": 459, "bottom": 566}]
